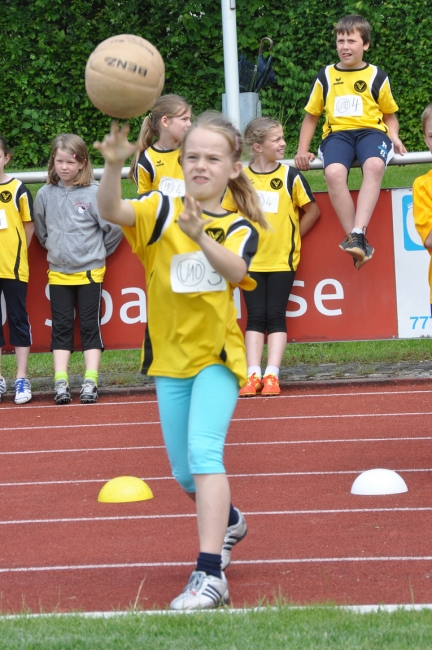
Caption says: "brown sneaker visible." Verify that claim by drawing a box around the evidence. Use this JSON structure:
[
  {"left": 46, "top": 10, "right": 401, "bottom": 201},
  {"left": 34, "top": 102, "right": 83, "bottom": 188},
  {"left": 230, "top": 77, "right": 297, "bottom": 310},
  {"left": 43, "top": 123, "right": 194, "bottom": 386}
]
[
  {"left": 239, "top": 373, "right": 264, "bottom": 397},
  {"left": 261, "top": 374, "right": 280, "bottom": 396}
]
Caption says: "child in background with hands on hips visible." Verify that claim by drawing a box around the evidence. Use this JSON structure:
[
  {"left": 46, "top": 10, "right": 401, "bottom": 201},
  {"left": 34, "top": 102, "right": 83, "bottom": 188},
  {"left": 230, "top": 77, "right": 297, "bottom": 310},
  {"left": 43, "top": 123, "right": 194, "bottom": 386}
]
[
  {"left": 34, "top": 134, "right": 123, "bottom": 405},
  {"left": 240, "top": 117, "right": 320, "bottom": 397},
  {"left": 0, "top": 135, "right": 34, "bottom": 405},
  {"left": 95, "top": 112, "right": 266, "bottom": 610},
  {"left": 129, "top": 94, "right": 192, "bottom": 197}
]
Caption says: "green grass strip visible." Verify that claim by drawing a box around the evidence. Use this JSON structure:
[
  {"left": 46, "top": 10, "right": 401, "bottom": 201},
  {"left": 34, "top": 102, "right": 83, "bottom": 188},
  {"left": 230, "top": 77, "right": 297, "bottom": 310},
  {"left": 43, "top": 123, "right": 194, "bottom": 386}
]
[{"left": 2, "top": 605, "right": 432, "bottom": 649}]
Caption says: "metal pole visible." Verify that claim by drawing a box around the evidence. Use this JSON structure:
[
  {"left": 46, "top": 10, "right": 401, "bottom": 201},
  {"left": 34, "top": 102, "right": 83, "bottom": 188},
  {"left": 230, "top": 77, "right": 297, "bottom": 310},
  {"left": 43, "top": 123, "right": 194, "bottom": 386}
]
[{"left": 221, "top": 0, "right": 240, "bottom": 129}]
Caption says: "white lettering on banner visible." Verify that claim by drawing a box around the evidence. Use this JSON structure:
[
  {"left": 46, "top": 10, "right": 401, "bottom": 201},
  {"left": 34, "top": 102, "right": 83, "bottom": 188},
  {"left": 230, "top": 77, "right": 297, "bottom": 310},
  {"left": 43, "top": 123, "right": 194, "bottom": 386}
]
[
  {"left": 286, "top": 280, "right": 307, "bottom": 317},
  {"left": 1, "top": 292, "right": 6, "bottom": 326},
  {"left": 44, "top": 284, "right": 51, "bottom": 327},
  {"left": 314, "top": 279, "right": 344, "bottom": 316},
  {"left": 101, "top": 289, "right": 113, "bottom": 325},
  {"left": 120, "top": 288, "right": 146, "bottom": 324}
]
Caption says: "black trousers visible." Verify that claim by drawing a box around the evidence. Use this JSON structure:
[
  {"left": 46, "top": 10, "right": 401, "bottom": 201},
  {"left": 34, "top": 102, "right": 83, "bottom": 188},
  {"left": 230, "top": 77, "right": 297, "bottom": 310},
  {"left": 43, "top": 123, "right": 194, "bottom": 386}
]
[
  {"left": 243, "top": 270, "right": 296, "bottom": 334},
  {"left": 49, "top": 283, "right": 104, "bottom": 352}
]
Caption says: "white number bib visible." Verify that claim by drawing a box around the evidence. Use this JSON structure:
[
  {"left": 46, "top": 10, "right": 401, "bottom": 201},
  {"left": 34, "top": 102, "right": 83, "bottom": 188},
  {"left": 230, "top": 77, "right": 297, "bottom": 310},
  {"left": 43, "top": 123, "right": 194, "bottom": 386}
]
[
  {"left": 334, "top": 95, "right": 363, "bottom": 117},
  {"left": 170, "top": 251, "right": 227, "bottom": 293},
  {"left": 159, "top": 176, "right": 186, "bottom": 197},
  {"left": 256, "top": 190, "right": 279, "bottom": 214},
  {"left": 0, "top": 209, "right": 8, "bottom": 230}
]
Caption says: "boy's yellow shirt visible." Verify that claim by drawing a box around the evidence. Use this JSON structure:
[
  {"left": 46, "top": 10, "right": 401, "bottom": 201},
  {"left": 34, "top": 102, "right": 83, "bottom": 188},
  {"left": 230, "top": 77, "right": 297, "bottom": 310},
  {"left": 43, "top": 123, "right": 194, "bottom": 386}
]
[
  {"left": 413, "top": 169, "right": 432, "bottom": 302},
  {"left": 305, "top": 63, "right": 398, "bottom": 138}
]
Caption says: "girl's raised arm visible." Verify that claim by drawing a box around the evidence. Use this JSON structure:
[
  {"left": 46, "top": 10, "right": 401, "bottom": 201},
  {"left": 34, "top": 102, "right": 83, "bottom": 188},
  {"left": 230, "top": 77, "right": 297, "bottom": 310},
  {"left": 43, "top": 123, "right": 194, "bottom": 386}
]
[{"left": 95, "top": 123, "right": 137, "bottom": 227}]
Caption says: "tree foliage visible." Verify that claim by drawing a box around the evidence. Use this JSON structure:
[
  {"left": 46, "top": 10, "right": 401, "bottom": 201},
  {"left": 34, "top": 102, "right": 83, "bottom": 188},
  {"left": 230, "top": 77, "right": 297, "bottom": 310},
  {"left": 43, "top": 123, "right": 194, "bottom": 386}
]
[{"left": 0, "top": 0, "right": 430, "bottom": 167}]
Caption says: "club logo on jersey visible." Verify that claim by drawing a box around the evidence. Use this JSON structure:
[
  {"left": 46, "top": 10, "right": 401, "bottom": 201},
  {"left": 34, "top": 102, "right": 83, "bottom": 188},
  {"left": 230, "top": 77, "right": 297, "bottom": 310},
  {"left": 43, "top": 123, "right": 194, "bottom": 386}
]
[
  {"left": 354, "top": 81, "right": 367, "bottom": 93},
  {"left": 75, "top": 202, "right": 89, "bottom": 214},
  {"left": 0, "top": 191, "right": 12, "bottom": 203},
  {"left": 270, "top": 179, "right": 283, "bottom": 190},
  {"left": 206, "top": 228, "right": 225, "bottom": 243}
]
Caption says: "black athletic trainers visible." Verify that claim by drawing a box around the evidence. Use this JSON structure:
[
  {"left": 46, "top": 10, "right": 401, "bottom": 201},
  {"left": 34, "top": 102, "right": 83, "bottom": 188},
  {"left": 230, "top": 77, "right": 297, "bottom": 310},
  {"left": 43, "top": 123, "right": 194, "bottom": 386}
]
[
  {"left": 54, "top": 379, "right": 71, "bottom": 405},
  {"left": 343, "top": 232, "right": 368, "bottom": 261},
  {"left": 80, "top": 378, "right": 98, "bottom": 404},
  {"left": 355, "top": 238, "right": 374, "bottom": 270}
]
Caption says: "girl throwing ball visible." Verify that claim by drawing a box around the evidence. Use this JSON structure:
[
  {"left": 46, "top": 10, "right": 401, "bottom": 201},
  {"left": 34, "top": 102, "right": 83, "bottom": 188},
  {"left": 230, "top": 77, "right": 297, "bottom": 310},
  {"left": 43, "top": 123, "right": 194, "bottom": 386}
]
[
  {"left": 34, "top": 135, "right": 123, "bottom": 405},
  {"left": 96, "top": 112, "right": 266, "bottom": 610},
  {"left": 239, "top": 117, "right": 320, "bottom": 397},
  {"left": 129, "top": 94, "right": 192, "bottom": 197}
]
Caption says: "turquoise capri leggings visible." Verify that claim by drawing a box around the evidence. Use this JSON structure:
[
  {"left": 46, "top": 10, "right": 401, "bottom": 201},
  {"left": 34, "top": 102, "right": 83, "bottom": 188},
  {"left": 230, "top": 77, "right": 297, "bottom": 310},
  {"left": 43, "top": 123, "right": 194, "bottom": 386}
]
[{"left": 155, "top": 365, "right": 239, "bottom": 493}]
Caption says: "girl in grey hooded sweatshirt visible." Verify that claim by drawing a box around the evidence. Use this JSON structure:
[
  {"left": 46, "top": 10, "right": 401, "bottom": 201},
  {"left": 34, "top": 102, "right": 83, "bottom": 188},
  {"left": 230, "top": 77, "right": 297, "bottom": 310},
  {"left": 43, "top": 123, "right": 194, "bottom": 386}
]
[{"left": 34, "top": 133, "right": 123, "bottom": 405}]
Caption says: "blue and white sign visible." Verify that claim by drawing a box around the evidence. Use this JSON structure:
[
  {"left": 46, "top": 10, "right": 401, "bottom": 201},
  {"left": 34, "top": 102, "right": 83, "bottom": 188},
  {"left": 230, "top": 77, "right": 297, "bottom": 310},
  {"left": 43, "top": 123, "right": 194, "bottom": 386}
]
[{"left": 392, "top": 188, "right": 432, "bottom": 338}]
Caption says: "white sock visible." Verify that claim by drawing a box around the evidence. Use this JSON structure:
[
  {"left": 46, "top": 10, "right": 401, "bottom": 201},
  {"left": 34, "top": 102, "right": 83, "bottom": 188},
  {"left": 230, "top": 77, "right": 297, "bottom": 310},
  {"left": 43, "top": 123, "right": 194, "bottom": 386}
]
[
  {"left": 264, "top": 366, "right": 279, "bottom": 377},
  {"left": 247, "top": 366, "right": 261, "bottom": 378},
  {"left": 351, "top": 228, "right": 363, "bottom": 234}
]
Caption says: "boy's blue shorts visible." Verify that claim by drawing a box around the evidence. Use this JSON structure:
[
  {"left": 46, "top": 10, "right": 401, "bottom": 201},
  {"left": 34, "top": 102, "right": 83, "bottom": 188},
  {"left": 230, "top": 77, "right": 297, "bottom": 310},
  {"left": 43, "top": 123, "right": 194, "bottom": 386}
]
[{"left": 318, "top": 129, "right": 394, "bottom": 171}]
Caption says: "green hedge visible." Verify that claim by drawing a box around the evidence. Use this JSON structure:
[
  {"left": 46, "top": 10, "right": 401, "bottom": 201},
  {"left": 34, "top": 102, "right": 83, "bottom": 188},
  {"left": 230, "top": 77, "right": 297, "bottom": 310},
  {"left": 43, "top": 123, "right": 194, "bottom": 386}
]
[{"left": 1, "top": 0, "right": 431, "bottom": 168}]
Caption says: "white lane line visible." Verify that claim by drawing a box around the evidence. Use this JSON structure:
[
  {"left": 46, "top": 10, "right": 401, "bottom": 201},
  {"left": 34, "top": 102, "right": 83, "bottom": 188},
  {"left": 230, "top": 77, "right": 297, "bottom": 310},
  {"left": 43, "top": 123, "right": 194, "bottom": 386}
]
[
  {"left": 1, "top": 434, "right": 432, "bottom": 456},
  {"left": 2, "top": 507, "right": 432, "bottom": 526},
  {"left": 2, "top": 409, "right": 432, "bottom": 434},
  {"left": 2, "top": 556, "right": 432, "bottom": 573},
  {"left": 1, "top": 468, "right": 432, "bottom": 488},
  {"left": 1, "top": 388, "right": 431, "bottom": 413}
]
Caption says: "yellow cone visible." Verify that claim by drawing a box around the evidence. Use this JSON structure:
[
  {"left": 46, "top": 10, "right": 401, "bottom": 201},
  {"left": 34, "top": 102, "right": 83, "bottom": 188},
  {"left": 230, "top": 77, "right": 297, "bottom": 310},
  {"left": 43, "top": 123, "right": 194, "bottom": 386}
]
[{"left": 98, "top": 476, "right": 153, "bottom": 503}]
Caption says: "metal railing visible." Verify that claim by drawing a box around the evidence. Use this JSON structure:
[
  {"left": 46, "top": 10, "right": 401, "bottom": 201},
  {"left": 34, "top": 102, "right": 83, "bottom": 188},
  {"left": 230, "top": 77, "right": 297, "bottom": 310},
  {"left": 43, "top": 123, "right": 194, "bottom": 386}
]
[{"left": 10, "top": 151, "right": 432, "bottom": 185}]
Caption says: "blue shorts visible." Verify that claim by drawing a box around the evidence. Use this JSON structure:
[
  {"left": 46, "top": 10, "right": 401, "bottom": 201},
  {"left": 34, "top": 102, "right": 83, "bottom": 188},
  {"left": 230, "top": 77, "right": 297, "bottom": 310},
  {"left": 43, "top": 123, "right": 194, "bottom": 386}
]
[
  {"left": 318, "top": 129, "right": 394, "bottom": 171},
  {"left": 0, "top": 279, "right": 32, "bottom": 347},
  {"left": 155, "top": 365, "right": 239, "bottom": 493}
]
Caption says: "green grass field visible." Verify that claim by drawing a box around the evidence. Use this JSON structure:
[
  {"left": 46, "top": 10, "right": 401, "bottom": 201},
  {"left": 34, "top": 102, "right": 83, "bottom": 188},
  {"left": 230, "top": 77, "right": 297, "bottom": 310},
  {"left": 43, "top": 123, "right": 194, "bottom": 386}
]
[{"left": 2, "top": 606, "right": 432, "bottom": 649}]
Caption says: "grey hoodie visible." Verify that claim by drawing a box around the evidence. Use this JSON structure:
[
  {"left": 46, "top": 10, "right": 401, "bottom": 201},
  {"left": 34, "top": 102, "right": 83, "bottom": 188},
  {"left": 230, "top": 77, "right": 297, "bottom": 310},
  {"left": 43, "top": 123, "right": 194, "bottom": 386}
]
[{"left": 34, "top": 180, "right": 123, "bottom": 273}]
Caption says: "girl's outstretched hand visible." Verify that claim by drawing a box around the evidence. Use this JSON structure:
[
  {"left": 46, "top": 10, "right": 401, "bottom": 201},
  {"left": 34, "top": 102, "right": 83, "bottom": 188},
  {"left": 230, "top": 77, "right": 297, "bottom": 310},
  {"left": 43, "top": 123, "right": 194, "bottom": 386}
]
[
  {"left": 178, "top": 194, "right": 213, "bottom": 242},
  {"left": 94, "top": 121, "right": 138, "bottom": 165}
]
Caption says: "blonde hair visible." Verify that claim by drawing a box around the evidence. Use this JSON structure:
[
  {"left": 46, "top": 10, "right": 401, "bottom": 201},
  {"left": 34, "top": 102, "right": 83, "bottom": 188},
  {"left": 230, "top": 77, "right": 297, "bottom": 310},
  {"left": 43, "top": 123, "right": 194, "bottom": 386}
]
[
  {"left": 47, "top": 134, "right": 94, "bottom": 186},
  {"left": 334, "top": 14, "right": 371, "bottom": 45},
  {"left": 128, "top": 94, "right": 192, "bottom": 180},
  {"left": 182, "top": 111, "right": 267, "bottom": 229},
  {"left": 422, "top": 103, "right": 432, "bottom": 133},
  {"left": 244, "top": 117, "right": 282, "bottom": 163}
]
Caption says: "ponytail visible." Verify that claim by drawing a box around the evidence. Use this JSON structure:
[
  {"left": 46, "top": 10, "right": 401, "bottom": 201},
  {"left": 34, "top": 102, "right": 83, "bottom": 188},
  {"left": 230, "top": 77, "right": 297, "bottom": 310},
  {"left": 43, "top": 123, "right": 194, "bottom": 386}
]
[
  {"left": 128, "top": 115, "right": 156, "bottom": 180},
  {"left": 228, "top": 171, "right": 268, "bottom": 229}
]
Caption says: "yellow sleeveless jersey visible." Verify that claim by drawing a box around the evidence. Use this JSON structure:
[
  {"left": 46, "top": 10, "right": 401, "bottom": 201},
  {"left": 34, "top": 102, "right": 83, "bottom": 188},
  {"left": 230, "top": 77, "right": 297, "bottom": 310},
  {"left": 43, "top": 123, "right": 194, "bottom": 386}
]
[
  {"left": 0, "top": 178, "right": 33, "bottom": 282},
  {"left": 305, "top": 63, "right": 399, "bottom": 138},
  {"left": 132, "top": 146, "right": 185, "bottom": 197},
  {"left": 244, "top": 164, "right": 315, "bottom": 272},
  {"left": 413, "top": 170, "right": 432, "bottom": 302},
  {"left": 123, "top": 192, "right": 259, "bottom": 384}
]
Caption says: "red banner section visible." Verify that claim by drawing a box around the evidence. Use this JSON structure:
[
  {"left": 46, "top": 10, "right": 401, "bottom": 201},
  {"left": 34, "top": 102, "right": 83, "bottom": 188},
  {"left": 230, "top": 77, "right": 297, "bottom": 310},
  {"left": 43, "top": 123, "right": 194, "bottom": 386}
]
[{"left": 2, "top": 189, "right": 397, "bottom": 352}]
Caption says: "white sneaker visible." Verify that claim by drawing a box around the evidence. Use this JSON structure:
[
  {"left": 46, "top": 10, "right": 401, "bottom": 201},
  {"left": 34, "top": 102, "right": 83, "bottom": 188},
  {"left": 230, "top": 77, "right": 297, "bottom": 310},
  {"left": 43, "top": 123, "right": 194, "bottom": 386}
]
[
  {"left": 170, "top": 570, "right": 229, "bottom": 611},
  {"left": 221, "top": 508, "right": 248, "bottom": 570},
  {"left": 0, "top": 377, "right": 6, "bottom": 402},
  {"left": 14, "top": 378, "right": 32, "bottom": 405}
]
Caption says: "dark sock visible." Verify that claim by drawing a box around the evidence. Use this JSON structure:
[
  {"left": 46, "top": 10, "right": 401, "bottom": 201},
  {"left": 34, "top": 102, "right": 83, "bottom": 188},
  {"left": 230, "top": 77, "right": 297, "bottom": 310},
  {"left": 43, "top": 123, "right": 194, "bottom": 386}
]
[
  {"left": 228, "top": 503, "right": 239, "bottom": 527},
  {"left": 196, "top": 552, "right": 222, "bottom": 579}
]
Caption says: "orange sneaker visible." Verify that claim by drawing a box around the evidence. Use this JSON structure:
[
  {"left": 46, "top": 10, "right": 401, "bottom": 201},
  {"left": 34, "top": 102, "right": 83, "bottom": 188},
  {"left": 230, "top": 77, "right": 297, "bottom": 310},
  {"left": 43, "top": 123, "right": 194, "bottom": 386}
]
[
  {"left": 239, "top": 373, "right": 264, "bottom": 397},
  {"left": 261, "top": 374, "right": 280, "bottom": 396}
]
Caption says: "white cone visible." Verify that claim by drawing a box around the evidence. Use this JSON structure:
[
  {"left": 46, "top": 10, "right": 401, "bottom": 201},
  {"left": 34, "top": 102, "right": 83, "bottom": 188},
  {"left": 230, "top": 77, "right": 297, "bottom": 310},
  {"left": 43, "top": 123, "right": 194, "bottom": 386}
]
[{"left": 351, "top": 468, "right": 408, "bottom": 496}]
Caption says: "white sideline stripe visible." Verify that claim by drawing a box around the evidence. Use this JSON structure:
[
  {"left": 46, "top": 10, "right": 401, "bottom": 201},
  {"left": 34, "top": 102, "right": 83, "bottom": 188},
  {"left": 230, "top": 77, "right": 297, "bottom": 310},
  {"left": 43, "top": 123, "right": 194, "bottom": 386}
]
[
  {"left": 3, "top": 603, "right": 432, "bottom": 618},
  {"left": 2, "top": 506, "right": 432, "bottom": 526},
  {"left": 1, "top": 387, "right": 431, "bottom": 413},
  {"left": 2, "top": 434, "right": 432, "bottom": 457},
  {"left": 1, "top": 467, "right": 432, "bottom": 488},
  {"left": 2, "top": 408, "right": 432, "bottom": 434},
  {"left": 2, "top": 556, "right": 432, "bottom": 574}
]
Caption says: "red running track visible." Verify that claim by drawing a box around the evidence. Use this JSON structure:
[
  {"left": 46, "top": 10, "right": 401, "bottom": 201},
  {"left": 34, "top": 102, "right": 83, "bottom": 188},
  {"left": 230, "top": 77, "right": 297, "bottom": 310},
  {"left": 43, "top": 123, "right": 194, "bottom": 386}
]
[{"left": 1, "top": 382, "right": 432, "bottom": 612}]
